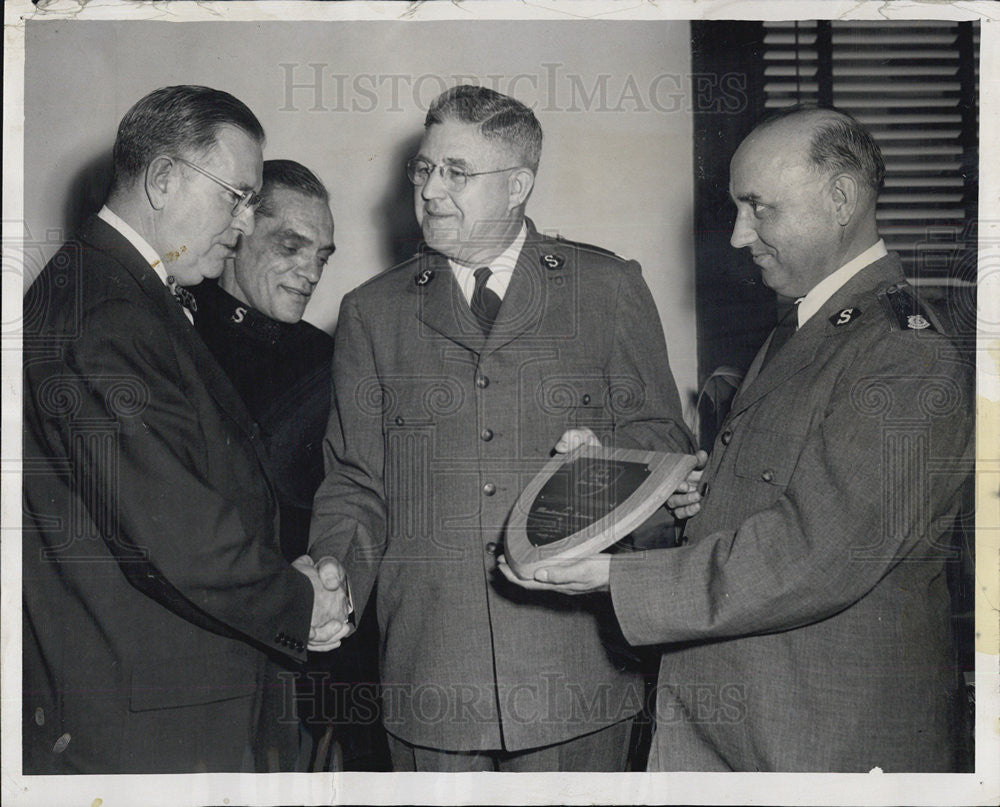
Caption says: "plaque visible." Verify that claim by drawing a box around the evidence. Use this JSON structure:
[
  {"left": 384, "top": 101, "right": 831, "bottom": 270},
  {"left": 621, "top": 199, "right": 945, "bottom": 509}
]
[{"left": 504, "top": 445, "right": 697, "bottom": 579}]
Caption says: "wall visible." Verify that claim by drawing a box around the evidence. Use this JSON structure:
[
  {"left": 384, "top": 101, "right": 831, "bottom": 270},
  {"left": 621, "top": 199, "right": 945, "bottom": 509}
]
[{"left": 24, "top": 19, "right": 698, "bottom": 408}]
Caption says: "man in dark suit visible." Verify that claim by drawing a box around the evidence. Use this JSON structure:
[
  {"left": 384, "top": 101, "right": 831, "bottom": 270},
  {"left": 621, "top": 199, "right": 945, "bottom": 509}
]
[
  {"left": 190, "top": 160, "right": 384, "bottom": 771},
  {"left": 308, "top": 85, "right": 693, "bottom": 771},
  {"left": 501, "top": 106, "right": 974, "bottom": 771},
  {"left": 22, "top": 86, "right": 350, "bottom": 774}
]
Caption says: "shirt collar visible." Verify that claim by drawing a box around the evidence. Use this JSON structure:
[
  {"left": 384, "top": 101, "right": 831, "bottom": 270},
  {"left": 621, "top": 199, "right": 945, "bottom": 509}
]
[
  {"left": 796, "top": 240, "right": 888, "bottom": 328},
  {"left": 449, "top": 221, "right": 528, "bottom": 304},
  {"left": 96, "top": 206, "right": 168, "bottom": 285},
  {"left": 97, "top": 206, "right": 193, "bottom": 323}
]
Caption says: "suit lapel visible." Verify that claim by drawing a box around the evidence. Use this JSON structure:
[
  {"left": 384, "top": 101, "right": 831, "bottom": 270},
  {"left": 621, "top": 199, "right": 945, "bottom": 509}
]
[
  {"left": 78, "top": 217, "right": 258, "bottom": 440},
  {"left": 730, "top": 254, "right": 906, "bottom": 417}
]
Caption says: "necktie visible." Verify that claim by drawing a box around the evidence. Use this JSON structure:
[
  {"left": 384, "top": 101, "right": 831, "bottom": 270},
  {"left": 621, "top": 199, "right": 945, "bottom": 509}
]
[
  {"left": 167, "top": 276, "right": 198, "bottom": 316},
  {"left": 172, "top": 285, "right": 198, "bottom": 314},
  {"left": 760, "top": 305, "right": 798, "bottom": 369},
  {"left": 471, "top": 267, "right": 502, "bottom": 334}
]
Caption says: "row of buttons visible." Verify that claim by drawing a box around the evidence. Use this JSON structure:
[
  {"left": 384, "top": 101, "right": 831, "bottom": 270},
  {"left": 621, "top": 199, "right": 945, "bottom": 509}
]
[
  {"left": 479, "top": 373, "right": 495, "bottom": 493},
  {"left": 478, "top": 375, "right": 493, "bottom": 444}
]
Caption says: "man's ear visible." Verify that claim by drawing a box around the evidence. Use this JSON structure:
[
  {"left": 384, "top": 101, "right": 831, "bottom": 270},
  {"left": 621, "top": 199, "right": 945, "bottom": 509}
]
[
  {"left": 508, "top": 168, "right": 535, "bottom": 211},
  {"left": 145, "top": 155, "right": 175, "bottom": 211},
  {"left": 830, "top": 173, "right": 859, "bottom": 227}
]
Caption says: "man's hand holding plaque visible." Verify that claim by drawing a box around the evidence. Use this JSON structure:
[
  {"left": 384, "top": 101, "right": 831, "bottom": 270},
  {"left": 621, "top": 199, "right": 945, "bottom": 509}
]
[{"left": 500, "top": 429, "right": 700, "bottom": 584}]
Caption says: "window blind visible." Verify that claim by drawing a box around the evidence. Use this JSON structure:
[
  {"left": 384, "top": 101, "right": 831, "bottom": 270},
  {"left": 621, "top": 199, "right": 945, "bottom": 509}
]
[{"left": 762, "top": 21, "right": 979, "bottom": 291}]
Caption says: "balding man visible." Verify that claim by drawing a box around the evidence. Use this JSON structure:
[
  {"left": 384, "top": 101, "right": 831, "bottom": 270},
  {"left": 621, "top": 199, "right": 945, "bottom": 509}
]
[{"left": 501, "top": 106, "right": 974, "bottom": 772}]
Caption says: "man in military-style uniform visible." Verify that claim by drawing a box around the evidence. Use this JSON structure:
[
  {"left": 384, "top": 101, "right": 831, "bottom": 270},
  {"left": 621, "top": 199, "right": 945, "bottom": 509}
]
[
  {"left": 502, "top": 106, "right": 974, "bottom": 772},
  {"left": 191, "top": 160, "right": 336, "bottom": 561},
  {"left": 309, "top": 85, "right": 693, "bottom": 772},
  {"left": 191, "top": 160, "right": 382, "bottom": 770}
]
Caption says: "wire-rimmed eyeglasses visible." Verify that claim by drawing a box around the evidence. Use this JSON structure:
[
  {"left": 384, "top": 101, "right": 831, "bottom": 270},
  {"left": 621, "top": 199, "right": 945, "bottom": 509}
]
[
  {"left": 406, "top": 158, "right": 523, "bottom": 193},
  {"left": 177, "top": 157, "right": 261, "bottom": 217}
]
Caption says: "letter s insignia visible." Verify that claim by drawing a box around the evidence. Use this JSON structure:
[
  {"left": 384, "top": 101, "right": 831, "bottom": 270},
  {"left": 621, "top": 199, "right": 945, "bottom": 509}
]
[
  {"left": 540, "top": 253, "right": 565, "bottom": 270},
  {"left": 829, "top": 307, "right": 861, "bottom": 327},
  {"left": 414, "top": 269, "right": 434, "bottom": 287},
  {"left": 232, "top": 306, "right": 247, "bottom": 324}
]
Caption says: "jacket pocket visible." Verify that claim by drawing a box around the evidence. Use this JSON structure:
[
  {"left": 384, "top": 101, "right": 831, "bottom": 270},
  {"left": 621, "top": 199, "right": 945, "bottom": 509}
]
[{"left": 733, "top": 426, "right": 800, "bottom": 488}]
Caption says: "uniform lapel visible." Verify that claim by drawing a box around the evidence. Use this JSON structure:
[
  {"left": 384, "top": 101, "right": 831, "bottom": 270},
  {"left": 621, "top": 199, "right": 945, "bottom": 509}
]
[
  {"left": 78, "top": 217, "right": 259, "bottom": 441},
  {"left": 729, "top": 254, "right": 905, "bottom": 418},
  {"left": 482, "top": 219, "right": 548, "bottom": 356},
  {"left": 412, "top": 249, "right": 489, "bottom": 354}
]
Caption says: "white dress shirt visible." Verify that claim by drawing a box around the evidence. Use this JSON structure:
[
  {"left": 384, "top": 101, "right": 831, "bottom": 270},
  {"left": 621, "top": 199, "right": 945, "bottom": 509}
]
[
  {"left": 796, "top": 240, "right": 888, "bottom": 328},
  {"left": 449, "top": 222, "right": 528, "bottom": 305},
  {"left": 96, "top": 206, "right": 193, "bottom": 323}
]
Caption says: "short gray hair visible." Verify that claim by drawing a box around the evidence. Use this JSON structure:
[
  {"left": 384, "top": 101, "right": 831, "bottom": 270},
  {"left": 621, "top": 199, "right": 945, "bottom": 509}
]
[{"left": 425, "top": 85, "right": 542, "bottom": 172}]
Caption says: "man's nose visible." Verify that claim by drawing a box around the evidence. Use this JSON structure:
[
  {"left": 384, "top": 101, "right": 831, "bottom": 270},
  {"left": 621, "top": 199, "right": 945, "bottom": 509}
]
[
  {"left": 420, "top": 166, "right": 447, "bottom": 200},
  {"left": 730, "top": 209, "right": 757, "bottom": 249},
  {"left": 233, "top": 205, "right": 256, "bottom": 237},
  {"left": 297, "top": 256, "right": 323, "bottom": 285}
]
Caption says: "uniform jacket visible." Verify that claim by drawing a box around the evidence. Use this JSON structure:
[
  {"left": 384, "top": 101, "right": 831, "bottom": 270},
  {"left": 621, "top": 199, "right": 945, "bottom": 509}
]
[
  {"left": 310, "top": 219, "right": 692, "bottom": 752},
  {"left": 609, "top": 254, "right": 973, "bottom": 771},
  {"left": 22, "top": 217, "right": 313, "bottom": 774},
  {"left": 191, "top": 279, "right": 334, "bottom": 560}
]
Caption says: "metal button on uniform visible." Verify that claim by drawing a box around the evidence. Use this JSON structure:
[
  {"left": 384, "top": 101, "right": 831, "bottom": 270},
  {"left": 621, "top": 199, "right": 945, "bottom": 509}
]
[
  {"left": 34, "top": 707, "right": 45, "bottom": 726},
  {"left": 761, "top": 470, "right": 774, "bottom": 483},
  {"left": 720, "top": 429, "right": 733, "bottom": 446},
  {"left": 476, "top": 375, "right": 490, "bottom": 389},
  {"left": 52, "top": 733, "right": 71, "bottom": 754},
  {"left": 485, "top": 542, "right": 498, "bottom": 555},
  {"left": 582, "top": 394, "right": 591, "bottom": 405},
  {"left": 482, "top": 482, "right": 496, "bottom": 496},
  {"left": 481, "top": 428, "right": 494, "bottom": 442},
  {"left": 394, "top": 416, "right": 405, "bottom": 426}
]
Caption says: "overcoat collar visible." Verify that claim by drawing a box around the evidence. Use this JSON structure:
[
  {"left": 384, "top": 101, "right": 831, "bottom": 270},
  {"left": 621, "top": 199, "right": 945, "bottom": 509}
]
[
  {"left": 77, "top": 216, "right": 259, "bottom": 441},
  {"left": 411, "top": 217, "right": 554, "bottom": 356},
  {"left": 730, "top": 253, "right": 906, "bottom": 417}
]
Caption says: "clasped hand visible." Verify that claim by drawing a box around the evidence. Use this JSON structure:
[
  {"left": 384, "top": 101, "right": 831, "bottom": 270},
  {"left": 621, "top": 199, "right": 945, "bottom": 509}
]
[
  {"left": 292, "top": 554, "right": 354, "bottom": 652},
  {"left": 497, "top": 432, "right": 709, "bottom": 595}
]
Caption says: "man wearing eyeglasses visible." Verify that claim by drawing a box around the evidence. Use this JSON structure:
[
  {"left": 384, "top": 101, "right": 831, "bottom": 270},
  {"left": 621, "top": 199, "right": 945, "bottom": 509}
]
[
  {"left": 22, "top": 86, "right": 351, "bottom": 774},
  {"left": 309, "top": 85, "right": 692, "bottom": 772}
]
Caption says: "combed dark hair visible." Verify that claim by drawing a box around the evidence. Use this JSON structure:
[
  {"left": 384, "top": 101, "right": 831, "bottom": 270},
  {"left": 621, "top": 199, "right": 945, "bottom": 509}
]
[
  {"left": 256, "top": 159, "right": 329, "bottom": 218},
  {"left": 760, "top": 103, "right": 885, "bottom": 194},
  {"left": 425, "top": 85, "right": 543, "bottom": 172},
  {"left": 111, "top": 85, "right": 265, "bottom": 189}
]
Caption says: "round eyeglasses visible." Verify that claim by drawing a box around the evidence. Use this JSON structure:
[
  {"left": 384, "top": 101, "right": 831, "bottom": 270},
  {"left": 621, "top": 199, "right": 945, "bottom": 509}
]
[
  {"left": 177, "top": 158, "right": 261, "bottom": 217},
  {"left": 406, "top": 158, "right": 523, "bottom": 193}
]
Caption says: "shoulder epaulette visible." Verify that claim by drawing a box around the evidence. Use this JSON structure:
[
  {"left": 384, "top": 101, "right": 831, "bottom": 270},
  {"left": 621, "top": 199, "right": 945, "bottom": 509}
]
[
  {"left": 876, "top": 282, "right": 944, "bottom": 333},
  {"left": 553, "top": 233, "right": 623, "bottom": 260}
]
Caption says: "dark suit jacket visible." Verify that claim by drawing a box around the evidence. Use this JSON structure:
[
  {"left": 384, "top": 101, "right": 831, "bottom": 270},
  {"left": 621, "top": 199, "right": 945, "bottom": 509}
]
[
  {"left": 310, "top": 219, "right": 692, "bottom": 752},
  {"left": 609, "top": 254, "right": 973, "bottom": 771},
  {"left": 22, "top": 217, "right": 314, "bottom": 774}
]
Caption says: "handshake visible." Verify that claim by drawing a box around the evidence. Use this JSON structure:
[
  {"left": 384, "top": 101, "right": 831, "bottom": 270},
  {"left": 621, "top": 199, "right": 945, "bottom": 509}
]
[{"left": 292, "top": 555, "right": 354, "bottom": 652}]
